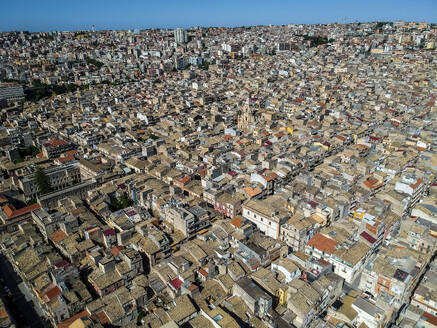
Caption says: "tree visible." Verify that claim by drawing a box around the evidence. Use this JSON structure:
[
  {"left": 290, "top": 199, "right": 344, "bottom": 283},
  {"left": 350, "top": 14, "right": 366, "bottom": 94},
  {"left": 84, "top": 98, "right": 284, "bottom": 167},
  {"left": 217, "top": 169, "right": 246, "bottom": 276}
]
[
  {"left": 109, "top": 193, "right": 134, "bottom": 211},
  {"left": 34, "top": 167, "right": 51, "bottom": 195}
]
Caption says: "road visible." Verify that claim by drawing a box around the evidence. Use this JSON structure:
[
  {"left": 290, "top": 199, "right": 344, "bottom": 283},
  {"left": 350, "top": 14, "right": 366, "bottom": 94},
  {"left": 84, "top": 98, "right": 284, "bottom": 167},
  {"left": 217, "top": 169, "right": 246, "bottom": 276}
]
[{"left": 0, "top": 254, "right": 51, "bottom": 327}]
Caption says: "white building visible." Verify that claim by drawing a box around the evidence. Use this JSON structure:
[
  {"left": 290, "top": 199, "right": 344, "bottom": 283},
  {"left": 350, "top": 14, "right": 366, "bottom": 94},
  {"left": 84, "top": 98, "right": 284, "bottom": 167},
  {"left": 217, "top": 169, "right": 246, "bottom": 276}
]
[
  {"left": 351, "top": 297, "right": 386, "bottom": 328},
  {"left": 241, "top": 196, "right": 290, "bottom": 239},
  {"left": 174, "top": 28, "right": 188, "bottom": 44}
]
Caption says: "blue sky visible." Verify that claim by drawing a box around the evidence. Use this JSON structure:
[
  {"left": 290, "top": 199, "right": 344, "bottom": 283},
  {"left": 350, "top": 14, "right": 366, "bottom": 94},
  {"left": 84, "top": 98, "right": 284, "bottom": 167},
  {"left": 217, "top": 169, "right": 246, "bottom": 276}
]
[{"left": 1, "top": 0, "right": 436, "bottom": 32}]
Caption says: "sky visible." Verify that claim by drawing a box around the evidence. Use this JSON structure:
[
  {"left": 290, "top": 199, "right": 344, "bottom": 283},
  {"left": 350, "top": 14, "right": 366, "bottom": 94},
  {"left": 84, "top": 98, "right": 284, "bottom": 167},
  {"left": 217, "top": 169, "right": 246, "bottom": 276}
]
[{"left": 0, "top": 0, "right": 436, "bottom": 32}]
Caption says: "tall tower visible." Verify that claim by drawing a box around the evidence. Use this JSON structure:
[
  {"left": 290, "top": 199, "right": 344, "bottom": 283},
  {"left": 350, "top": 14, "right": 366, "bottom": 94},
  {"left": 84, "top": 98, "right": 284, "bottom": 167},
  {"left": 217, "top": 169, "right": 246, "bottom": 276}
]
[
  {"left": 238, "top": 97, "right": 257, "bottom": 131},
  {"left": 174, "top": 28, "right": 188, "bottom": 44}
]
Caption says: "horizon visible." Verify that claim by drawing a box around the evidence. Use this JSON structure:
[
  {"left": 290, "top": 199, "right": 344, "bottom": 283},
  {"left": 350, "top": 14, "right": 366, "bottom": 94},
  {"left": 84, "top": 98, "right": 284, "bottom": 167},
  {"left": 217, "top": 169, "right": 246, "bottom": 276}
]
[
  {"left": 2, "top": 20, "right": 436, "bottom": 34},
  {"left": 1, "top": 0, "right": 436, "bottom": 33}
]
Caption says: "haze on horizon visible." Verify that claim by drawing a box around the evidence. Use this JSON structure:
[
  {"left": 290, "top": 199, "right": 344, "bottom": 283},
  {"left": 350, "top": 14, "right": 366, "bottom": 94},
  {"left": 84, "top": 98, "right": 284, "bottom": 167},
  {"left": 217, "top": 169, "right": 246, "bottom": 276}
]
[{"left": 0, "top": 0, "right": 436, "bottom": 32}]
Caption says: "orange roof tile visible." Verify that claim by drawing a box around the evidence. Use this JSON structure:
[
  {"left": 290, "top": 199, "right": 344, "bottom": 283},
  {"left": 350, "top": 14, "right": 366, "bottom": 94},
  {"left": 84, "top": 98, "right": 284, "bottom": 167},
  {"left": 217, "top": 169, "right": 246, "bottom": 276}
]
[
  {"left": 307, "top": 233, "right": 338, "bottom": 254},
  {"left": 110, "top": 246, "right": 124, "bottom": 257},
  {"left": 0, "top": 194, "right": 8, "bottom": 203},
  {"left": 52, "top": 229, "right": 68, "bottom": 244},
  {"left": 262, "top": 175, "right": 274, "bottom": 182},
  {"left": 231, "top": 217, "right": 243, "bottom": 228},
  {"left": 44, "top": 139, "right": 68, "bottom": 148},
  {"left": 410, "top": 178, "right": 422, "bottom": 189},
  {"left": 2, "top": 203, "right": 40, "bottom": 219},
  {"left": 44, "top": 285, "right": 62, "bottom": 301},
  {"left": 243, "top": 186, "right": 262, "bottom": 197},
  {"left": 423, "top": 312, "right": 437, "bottom": 326},
  {"left": 58, "top": 155, "right": 75, "bottom": 163},
  {"left": 198, "top": 268, "right": 208, "bottom": 277},
  {"left": 64, "top": 150, "right": 78, "bottom": 156},
  {"left": 176, "top": 175, "right": 191, "bottom": 184},
  {"left": 57, "top": 310, "right": 91, "bottom": 328},
  {"left": 94, "top": 311, "right": 110, "bottom": 325},
  {"left": 197, "top": 168, "right": 207, "bottom": 178}
]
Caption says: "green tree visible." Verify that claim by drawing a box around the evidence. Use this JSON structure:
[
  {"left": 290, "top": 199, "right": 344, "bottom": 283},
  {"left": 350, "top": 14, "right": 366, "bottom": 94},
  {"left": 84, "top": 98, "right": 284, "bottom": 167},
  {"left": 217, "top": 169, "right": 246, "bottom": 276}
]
[
  {"left": 109, "top": 193, "right": 133, "bottom": 211},
  {"left": 34, "top": 167, "right": 51, "bottom": 195},
  {"left": 86, "top": 58, "right": 104, "bottom": 69}
]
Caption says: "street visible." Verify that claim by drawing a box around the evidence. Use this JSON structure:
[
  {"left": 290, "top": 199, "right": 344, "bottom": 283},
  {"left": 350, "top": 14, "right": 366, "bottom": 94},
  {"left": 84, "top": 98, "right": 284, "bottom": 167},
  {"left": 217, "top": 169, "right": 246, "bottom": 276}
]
[{"left": 0, "top": 254, "right": 50, "bottom": 327}]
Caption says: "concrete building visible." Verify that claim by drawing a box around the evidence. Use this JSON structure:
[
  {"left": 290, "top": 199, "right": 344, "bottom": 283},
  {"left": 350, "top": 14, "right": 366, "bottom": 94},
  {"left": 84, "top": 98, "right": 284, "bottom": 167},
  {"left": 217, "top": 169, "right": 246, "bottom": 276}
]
[
  {"left": 242, "top": 196, "right": 290, "bottom": 239},
  {"left": 232, "top": 277, "right": 272, "bottom": 317},
  {"left": 165, "top": 206, "right": 209, "bottom": 238},
  {"left": 174, "top": 28, "right": 188, "bottom": 44},
  {"left": 18, "top": 162, "right": 82, "bottom": 199}
]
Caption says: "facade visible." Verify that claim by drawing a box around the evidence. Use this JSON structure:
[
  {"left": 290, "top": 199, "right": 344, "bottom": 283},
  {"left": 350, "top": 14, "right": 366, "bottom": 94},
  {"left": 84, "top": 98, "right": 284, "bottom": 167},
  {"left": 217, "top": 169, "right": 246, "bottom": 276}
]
[
  {"left": 280, "top": 214, "right": 319, "bottom": 251},
  {"left": 42, "top": 139, "right": 75, "bottom": 159},
  {"left": 19, "top": 162, "right": 82, "bottom": 199},
  {"left": 242, "top": 196, "right": 290, "bottom": 239},
  {"left": 232, "top": 277, "right": 272, "bottom": 317},
  {"left": 0, "top": 84, "right": 24, "bottom": 101},
  {"left": 166, "top": 206, "right": 209, "bottom": 238},
  {"left": 174, "top": 28, "right": 188, "bottom": 44}
]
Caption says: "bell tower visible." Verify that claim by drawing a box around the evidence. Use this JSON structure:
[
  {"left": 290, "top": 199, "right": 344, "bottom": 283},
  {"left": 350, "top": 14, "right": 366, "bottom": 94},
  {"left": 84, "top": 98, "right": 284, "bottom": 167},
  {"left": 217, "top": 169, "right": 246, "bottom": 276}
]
[{"left": 238, "top": 97, "right": 255, "bottom": 131}]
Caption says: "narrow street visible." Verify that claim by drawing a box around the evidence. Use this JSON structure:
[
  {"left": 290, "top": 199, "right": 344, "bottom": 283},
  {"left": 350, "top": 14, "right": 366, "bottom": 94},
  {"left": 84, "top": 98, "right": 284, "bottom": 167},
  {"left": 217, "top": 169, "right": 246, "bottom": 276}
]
[{"left": 0, "top": 254, "right": 49, "bottom": 327}]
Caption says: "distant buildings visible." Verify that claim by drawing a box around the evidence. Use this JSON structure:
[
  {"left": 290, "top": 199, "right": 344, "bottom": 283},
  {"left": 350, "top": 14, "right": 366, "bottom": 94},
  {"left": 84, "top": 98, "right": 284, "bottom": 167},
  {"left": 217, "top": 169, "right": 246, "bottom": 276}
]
[{"left": 0, "top": 20, "right": 436, "bottom": 328}]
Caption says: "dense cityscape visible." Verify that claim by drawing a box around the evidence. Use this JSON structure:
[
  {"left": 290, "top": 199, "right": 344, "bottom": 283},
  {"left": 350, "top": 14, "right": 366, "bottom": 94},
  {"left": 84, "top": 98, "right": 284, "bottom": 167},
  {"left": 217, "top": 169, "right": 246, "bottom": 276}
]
[{"left": 0, "top": 19, "right": 436, "bottom": 328}]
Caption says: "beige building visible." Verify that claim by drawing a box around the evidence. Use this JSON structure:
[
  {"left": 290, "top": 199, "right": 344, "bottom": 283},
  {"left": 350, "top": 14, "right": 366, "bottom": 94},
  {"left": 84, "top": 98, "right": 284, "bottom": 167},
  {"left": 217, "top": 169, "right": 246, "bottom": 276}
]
[{"left": 18, "top": 162, "right": 82, "bottom": 199}]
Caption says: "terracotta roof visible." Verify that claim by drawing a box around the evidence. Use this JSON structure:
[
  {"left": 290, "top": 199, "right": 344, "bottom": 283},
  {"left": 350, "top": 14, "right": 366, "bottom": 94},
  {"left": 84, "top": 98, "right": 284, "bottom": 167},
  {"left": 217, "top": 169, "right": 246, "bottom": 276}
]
[
  {"left": 51, "top": 229, "right": 68, "bottom": 244},
  {"left": 111, "top": 246, "right": 124, "bottom": 257},
  {"left": 198, "top": 268, "right": 208, "bottom": 277},
  {"left": 363, "top": 177, "right": 382, "bottom": 189},
  {"left": 243, "top": 186, "right": 262, "bottom": 197},
  {"left": 423, "top": 311, "right": 437, "bottom": 326},
  {"left": 197, "top": 168, "right": 207, "bottom": 178},
  {"left": 44, "top": 139, "right": 68, "bottom": 148},
  {"left": 231, "top": 217, "right": 243, "bottom": 228},
  {"left": 410, "top": 178, "right": 422, "bottom": 189},
  {"left": 175, "top": 175, "right": 191, "bottom": 184},
  {"left": 44, "top": 285, "right": 62, "bottom": 301},
  {"left": 0, "top": 194, "right": 8, "bottom": 203},
  {"left": 262, "top": 174, "right": 276, "bottom": 181},
  {"left": 94, "top": 311, "right": 110, "bottom": 325},
  {"left": 58, "top": 155, "right": 75, "bottom": 163},
  {"left": 64, "top": 149, "right": 78, "bottom": 156},
  {"left": 307, "top": 233, "right": 338, "bottom": 254},
  {"left": 57, "top": 310, "right": 91, "bottom": 328},
  {"left": 2, "top": 203, "right": 40, "bottom": 219}
]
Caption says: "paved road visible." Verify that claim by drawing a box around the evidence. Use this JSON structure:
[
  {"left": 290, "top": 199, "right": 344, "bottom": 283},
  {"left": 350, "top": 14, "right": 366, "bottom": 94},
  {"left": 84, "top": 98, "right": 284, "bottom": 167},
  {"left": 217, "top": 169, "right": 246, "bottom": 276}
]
[{"left": 0, "top": 254, "right": 50, "bottom": 327}]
